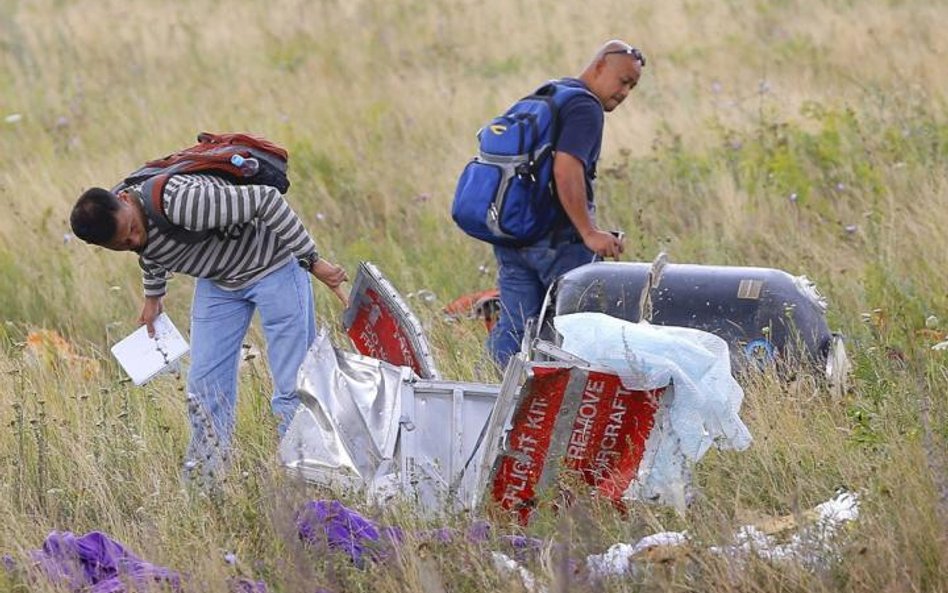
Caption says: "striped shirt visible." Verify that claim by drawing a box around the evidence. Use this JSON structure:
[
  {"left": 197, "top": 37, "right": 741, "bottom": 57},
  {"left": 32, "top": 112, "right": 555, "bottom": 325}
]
[{"left": 131, "top": 173, "right": 318, "bottom": 297}]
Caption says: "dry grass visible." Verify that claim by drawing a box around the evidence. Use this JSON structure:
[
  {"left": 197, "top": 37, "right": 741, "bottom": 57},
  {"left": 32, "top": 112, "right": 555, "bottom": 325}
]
[{"left": 0, "top": 0, "right": 946, "bottom": 591}]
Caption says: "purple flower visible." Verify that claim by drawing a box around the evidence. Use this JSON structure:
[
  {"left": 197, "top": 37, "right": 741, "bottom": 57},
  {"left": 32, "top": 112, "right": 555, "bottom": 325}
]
[
  {"left": 468, "top": 520, "right": 492, "bottom": 542},
  {"left": 421, "top": 527, "right": 458, "bottom": 544},
  {"left": 228, "top": 577, "right": 269, "bottom": 593},
  {"left": 502, "top": 534, "right": 544, "bottom": 551},
  {"left": 499, "top": 534, "right": 545, "bottom": 563}
]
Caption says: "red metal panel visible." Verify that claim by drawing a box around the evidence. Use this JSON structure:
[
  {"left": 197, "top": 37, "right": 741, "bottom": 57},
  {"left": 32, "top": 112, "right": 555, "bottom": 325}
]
[
  {"left": 490, "top": 366, "right": 572, "bottom": 521},
  {"left": 489, "top": 364, "right": 667, "bottom": 522},
  {"left": 342, "top": 262, "right": 439, "bottom": 379},
  {"left": 346, "top": 286, "right": 424, "bottom": 375},
  {"left": 562, "top": 370, "right": 665, "bottom": 501}
]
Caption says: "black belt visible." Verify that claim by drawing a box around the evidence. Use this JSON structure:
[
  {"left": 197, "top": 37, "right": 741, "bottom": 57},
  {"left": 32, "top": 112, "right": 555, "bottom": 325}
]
[{"left": 549, "top": 224, "right": 583, "bottom": 245}]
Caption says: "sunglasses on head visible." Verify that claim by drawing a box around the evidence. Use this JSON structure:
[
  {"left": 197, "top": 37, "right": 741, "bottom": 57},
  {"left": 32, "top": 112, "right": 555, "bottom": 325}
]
[{"left": 603, "top": 47, "right": 646, "bottom": 67}]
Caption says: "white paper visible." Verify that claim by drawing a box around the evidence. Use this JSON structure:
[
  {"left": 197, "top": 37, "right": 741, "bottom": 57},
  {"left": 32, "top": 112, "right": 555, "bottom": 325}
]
[{"left": 110, "top": 313, "right": 189, "bottom": 385}]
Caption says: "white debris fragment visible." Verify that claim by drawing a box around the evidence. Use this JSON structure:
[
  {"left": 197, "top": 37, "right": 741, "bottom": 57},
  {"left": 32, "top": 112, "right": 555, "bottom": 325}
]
[
  {"left": 491, "top": 552, "right": 545, "bottom": 593},
  {"left": 586, "top": 491, "right": 859, "bottom": 578},
  {"left": 815, "top": 490, "right": 859, "bottom": 523},
  {"left": 715, "top": 490, "right": 860, "bottom": 568},
  {"left": 587, "top": 532, "right": 687, "bottom": 578}
]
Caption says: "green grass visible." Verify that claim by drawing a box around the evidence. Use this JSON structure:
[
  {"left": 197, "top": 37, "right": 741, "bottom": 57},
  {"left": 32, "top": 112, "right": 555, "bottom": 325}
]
[{"left": 1, "top": 0, "right": 946, "bottom": 591}]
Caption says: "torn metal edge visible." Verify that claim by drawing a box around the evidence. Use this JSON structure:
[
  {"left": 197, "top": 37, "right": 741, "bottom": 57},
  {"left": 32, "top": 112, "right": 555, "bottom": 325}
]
[{"left": 342, "top": 261, "right": 441, "bottom": 380}]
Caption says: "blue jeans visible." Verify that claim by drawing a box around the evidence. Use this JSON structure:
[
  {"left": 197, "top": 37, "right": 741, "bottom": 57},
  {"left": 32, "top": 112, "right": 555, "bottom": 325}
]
[
  {"left": 488, "top": 233, "right": 594, "bottom": 368},
  {"left": 185, "top": 259, "right": 316, "bottom": 476}
]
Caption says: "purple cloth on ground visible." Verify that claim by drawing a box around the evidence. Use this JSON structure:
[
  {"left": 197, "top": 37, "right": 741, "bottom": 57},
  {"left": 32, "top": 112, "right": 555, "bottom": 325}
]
[
  {"left": 5, "top": 532, "right": 268, "bottom": 593},
  {"left": 297, "top": 500, "right": 389, "bottom": 566},
  {"left": 25, "top": 531, "right": 182, "bottom": 592}
]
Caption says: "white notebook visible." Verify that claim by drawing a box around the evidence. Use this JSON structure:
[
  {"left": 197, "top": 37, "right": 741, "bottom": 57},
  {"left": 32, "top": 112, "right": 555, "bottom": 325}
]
[{"left": 110, "top": 313, "right": 190, "bottom": 385}]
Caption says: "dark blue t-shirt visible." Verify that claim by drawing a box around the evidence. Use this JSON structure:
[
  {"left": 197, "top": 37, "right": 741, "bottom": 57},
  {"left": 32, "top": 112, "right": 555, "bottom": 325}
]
[{"left": 554, "top": 77, "right": 604, "bottom": 208}]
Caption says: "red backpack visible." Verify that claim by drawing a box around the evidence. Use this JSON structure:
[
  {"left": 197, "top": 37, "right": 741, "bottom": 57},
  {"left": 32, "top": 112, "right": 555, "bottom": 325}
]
[{"left": 116, "top": 132, "right": 290, "bottom": 243}]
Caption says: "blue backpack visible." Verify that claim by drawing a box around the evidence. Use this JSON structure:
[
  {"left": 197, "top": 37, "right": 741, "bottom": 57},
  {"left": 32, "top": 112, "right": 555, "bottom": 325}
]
[{"left": 452, "top": 81, "right": 596, "bottom": 246}]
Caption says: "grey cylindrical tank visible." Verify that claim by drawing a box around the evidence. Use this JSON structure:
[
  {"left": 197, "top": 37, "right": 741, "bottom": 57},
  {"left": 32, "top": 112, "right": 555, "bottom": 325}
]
[{"left": 539, "top": 261, "right": 835, "bottom": 370}]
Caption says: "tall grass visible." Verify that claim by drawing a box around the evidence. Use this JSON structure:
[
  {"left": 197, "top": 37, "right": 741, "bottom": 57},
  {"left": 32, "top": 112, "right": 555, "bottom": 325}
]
[{"left": 1, "top": 0, "right": 946, "bottom": 591}]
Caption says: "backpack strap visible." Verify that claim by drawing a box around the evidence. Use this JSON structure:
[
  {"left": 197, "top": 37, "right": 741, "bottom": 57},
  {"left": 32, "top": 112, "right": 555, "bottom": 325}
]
[
  {"left": 137, "top": 174, "right": 211, "bottom": 245},
  {"left": 519, "top": 81, "right": 597, "bottom": 168},
  {"left": 542, "top": 80, "right": 600, "bottom": 232},
  {"left": 547, "top": 80, "right": 598, "bottom": 142}
]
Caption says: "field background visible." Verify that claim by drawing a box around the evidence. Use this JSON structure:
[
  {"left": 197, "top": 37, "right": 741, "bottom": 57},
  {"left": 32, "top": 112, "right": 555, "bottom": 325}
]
[{"left": 0, "top": 0, "right": 946, "bottom": 591}]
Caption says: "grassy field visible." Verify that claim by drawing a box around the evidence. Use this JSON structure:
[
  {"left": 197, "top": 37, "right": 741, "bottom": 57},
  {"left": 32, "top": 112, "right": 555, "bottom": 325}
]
[{"left": 1, "top": 0, "right": 946, "bottom": 590}]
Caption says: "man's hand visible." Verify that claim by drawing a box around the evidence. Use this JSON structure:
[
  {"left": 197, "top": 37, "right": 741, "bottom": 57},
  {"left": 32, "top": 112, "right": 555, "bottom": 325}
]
[
  {"left": 310, "top": 258, "right": 350, "bottom": 306},
  {"left": 138, "top": 295, "right": 164, "bottom": 338},
  {"left": 582, "top": 229, "right": 625, "bottom": 260}
]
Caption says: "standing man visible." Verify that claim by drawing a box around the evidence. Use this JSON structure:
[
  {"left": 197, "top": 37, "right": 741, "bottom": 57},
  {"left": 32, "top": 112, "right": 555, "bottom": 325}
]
[
  {"left": 70, "top": 172, "right": 347, "bottom": 480},
  {"left": 487, "top": 40, "right": 645, "bottom": 367}
]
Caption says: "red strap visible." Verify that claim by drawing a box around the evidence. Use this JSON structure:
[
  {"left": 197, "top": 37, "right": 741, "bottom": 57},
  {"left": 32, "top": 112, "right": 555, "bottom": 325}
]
[{"left": 149, "top": 173, "right": 170, "bottom": 217}]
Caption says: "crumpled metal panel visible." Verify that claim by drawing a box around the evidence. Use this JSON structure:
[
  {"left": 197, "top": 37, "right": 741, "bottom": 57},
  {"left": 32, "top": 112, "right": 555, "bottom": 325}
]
[
  {"left": 279, "top": 331, "right": 405, "bottom": 485},
  {"left": 280, "top": 330, "right": 500, "bottom": 510}
]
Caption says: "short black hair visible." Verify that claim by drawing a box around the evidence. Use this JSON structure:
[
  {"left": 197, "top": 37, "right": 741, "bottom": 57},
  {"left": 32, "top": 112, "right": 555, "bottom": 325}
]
[{"left": 70, "top": 187, "right": 120, "bottom": 246}]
